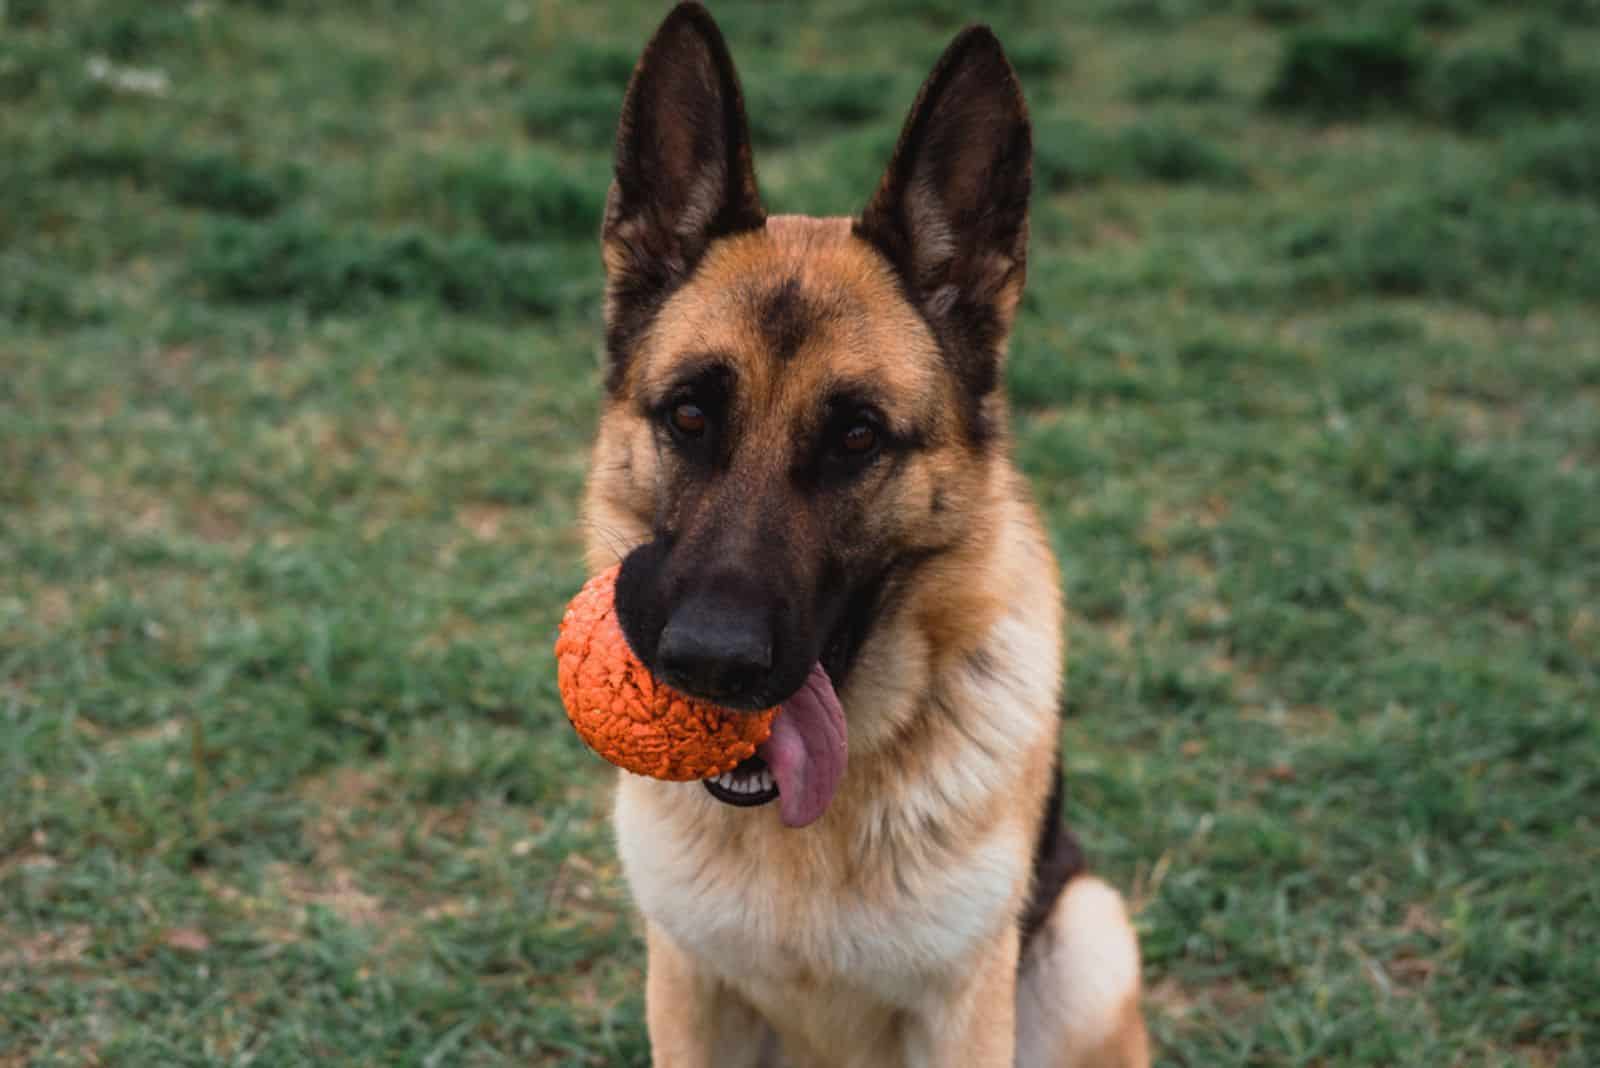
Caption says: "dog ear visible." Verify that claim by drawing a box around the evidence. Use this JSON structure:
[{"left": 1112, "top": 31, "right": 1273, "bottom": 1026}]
[
  {"left": 602, "top": 2, "right": 765, "bottom": 393},
  {"left": 856, "top": 27, "right": 1031, "bottom": 433}
]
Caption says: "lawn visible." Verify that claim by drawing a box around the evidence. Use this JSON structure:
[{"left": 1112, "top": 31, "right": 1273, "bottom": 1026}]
[{"left": 2, "top": 0, "right": 1597, "bottom": 1064}]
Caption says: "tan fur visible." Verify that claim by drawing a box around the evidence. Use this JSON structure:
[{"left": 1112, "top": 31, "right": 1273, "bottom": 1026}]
[
  {"left": 587, "top": 217, "right": 981, "bottom": 598},
  {"left": 585, "top": 218, "right": 1147, "bottom": 1068},
  {"left": 583, "top": 12, "right": 1149, "bottom": 1063},
  {"left": 1016, "top": 878, "right": 1149, "bottom": 1068}
]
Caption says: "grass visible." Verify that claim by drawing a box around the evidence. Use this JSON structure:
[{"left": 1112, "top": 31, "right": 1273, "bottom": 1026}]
[
  {"left": 1509, "top": 123, "right": 1600, "bottom": 199},
  {"left": 2, "top": 1, "right": 1597, "bottom": 1065},
  {"left": 52, "top": 139, "right": 304, "bottom": 217},
  {"left": 1264, "top": 23, "right": 1428, "bottom": 120},
  {"left": 1264, "top": 16, "right": 1598, "bottom": 131},
  {"left": 1033, "top": 118, "right": 1250, "bottom": 191},
  {"left": 1427, "top": 26, "right": 1593, "bottom": 131},
  {"left": 191, "top": 217, "right": 587, "bottom": 318},
  {"left": 1129, "top": 66, "right": 1229, "bottom": 103}
]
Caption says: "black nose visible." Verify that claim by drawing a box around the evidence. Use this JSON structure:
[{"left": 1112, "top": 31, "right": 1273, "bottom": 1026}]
[{"left": 656, "top": 590, "right": 774, "bottom": 708}]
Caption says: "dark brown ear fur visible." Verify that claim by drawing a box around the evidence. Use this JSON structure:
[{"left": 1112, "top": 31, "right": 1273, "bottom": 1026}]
[
  {"left": 855, "top": 27, "right": 1032, "bottom": 445},
  {"left": 602, "top": 2, "right": 765, "bottom": 394}
]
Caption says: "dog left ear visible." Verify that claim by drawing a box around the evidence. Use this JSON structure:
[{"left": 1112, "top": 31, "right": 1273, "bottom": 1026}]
[
  {"left": 601, "top": 2, "right": 765, "bottom": 393},
  {"left": 856, "top": 27, "right": 1031, "bottom": 419}
]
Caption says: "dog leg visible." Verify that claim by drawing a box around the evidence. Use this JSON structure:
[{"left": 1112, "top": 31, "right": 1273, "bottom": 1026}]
[
  {"left": 645, "top": 923, "right": 777, "bottom": 1068},
  {"left": 1014, "top": 876, "right": 1149, "bottom": 1068},
  {"left": 901, "top": 925, "right": 1019, "bottom": 1067}
]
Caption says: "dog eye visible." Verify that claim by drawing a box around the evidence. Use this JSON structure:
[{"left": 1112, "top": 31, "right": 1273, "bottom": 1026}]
[
  {"left": 670, "top": 402, "right": 707, "bottom": 438},
  {"left": 838, "top": 422, "right": 877, "bottom": 456}
]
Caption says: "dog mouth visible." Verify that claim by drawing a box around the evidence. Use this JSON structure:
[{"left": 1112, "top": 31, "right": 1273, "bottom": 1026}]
[
  {"left": 703, "top": 754, "right": 780, "bottom": 807},
  {"left": 698, "top": 660, "right": 847, "bottom": 828}
]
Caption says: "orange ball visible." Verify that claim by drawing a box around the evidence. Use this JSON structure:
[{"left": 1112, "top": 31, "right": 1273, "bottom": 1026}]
[{"left": 555, "top": 564, "right": 776, "bottom": 781}]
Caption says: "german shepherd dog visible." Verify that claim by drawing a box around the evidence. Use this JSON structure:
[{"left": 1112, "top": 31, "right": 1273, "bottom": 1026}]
[{"left": 581, "top": 4, "right": 1150, "bottom": 1064}]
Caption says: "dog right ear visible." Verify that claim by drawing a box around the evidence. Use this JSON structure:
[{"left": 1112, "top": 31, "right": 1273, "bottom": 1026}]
[
  {"left": 601, "top": 2, "right": 765, "bottom": 393},
  {"left": 855, "top": 27, "right": 1030, "bottom": 444}
]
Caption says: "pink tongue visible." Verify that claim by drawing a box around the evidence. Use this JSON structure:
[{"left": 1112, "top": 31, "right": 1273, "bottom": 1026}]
[{"left": 757, "top": 662, "right": 847, "bottom": 828}]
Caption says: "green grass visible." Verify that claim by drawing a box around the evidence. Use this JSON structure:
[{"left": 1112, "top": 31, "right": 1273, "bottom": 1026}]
[
  {"left": 2, "top": 1, "right": 1598, "bottom": 1065},
  {"left": 1264, "top": 22, "right": 1429, "bottom": 119}
]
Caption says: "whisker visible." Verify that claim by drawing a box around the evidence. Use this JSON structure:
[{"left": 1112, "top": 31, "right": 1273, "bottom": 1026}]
[{"left": 581, "top": 519, "right": 644, "bottom": 565}]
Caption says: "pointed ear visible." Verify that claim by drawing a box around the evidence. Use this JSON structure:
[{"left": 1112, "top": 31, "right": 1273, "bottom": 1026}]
[
  {"left": 855, "top": 27, "right": 1031, "bottom": 438},
  {"left": 601, "top": 2, "right": 764, "bottom": 393}
]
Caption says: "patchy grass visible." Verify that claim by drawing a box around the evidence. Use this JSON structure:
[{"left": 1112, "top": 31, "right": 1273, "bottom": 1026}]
[
  {"left": 1263, "top": 17, "right": 1597, "bottom": 132},
  {"left": 1129, "top": 66, "right": 1229, "bottom": 103},
  {"left": 428, "top": 150, "right": 607, "bottom": 243},
  {"left": 1034, "top": 118, "right": 1249, "bottom": 190},
  {"left": 0, "top": 255, "right": 107, "bottom": 329},
  {"left": 521, "top": 86, "right": 625, "bottom": 150},
  {"left": 1282, "top": 188, "right": 1600, "bottom": 308},
  {"left": 1264, "top": 22, "right": 1428, "bottom": 120},
  {"left": 1509, "top": 122, "right": 1600, "bottom": 199},
  {"left": 1427, "top": 27, "right": 1594, "bottom": 132},
  {"left": 2, "top": 1, "right": 1598, "bottom": 1065},
  {"left": 192, "top": 216, "right": 591, "bottom": 317},
  {"left": 745, "top": 70, "right": 900, "bottom": 147},
  {"left": 53, "top": 140, "right": 303, "bottom": 218}
]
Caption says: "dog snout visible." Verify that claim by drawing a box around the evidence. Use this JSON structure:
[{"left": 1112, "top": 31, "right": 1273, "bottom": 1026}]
[{"left": 656, "top": 588, "right": 775, "bottom": 708}]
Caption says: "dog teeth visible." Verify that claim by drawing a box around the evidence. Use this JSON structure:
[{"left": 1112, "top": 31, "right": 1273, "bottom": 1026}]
[{"left": 710, "top": 769, "right": 777, "bottom": 796}]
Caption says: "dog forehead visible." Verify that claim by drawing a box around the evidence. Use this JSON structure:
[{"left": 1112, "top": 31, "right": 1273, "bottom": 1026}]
[{"left": 642, "top": 216, "right": 940, "bottom": 401}]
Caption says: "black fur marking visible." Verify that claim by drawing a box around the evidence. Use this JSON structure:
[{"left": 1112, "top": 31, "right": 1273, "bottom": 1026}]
[
  {"left": 825, "top": 386, "right": 931, "bottom": 455},
  {"left": 605, "top": 255, "right": 682, "bottom": 395},
  {"left": 966, "top": 646, "right": 1000, "bottom": 682},
  {"left": 817, "top": 547, "right": 940, "bottom": 694},
  {"left": 641, "top": 358, "right": 737, "bottom": 421},
  {"left": 757, "top": 276, "right": 813, "bottom": 362},
  {"left": 638, "top": 359, "right": 738, "bottom": 472},
  {"left": 614, "top": 537, "right": 675, "bottom": 668},
  {"left": 1019, "top": 750, "right": 1087, "bottom": 953},
  {"left": 602, "top": 3, "right": 766, "bottom": 395}
]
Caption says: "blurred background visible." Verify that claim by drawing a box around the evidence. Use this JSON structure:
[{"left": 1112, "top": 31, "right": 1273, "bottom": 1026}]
[{"left": 2, "top": 0, "right": 1597, "bottom": 1064}]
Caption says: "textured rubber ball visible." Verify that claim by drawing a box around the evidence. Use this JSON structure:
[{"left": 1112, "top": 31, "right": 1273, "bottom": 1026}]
[{"left": 554, "top": 564, "right": 776, "bottom": 781}]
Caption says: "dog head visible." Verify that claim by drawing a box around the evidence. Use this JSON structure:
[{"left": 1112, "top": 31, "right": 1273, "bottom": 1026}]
[{"left": 585, "top": 2, "right": 1032, "bottom": 715}]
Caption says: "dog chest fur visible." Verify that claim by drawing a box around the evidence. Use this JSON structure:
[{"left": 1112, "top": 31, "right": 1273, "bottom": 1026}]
[
  {"left": 586, "top": 7, "right": 1150, "bottom": 1061},
  {"left": 618, "top": 776, "right": 1028, "bottom": 1000},
  {"left": 613, "top": 593, "right": 1060, "bottom": 1016}
]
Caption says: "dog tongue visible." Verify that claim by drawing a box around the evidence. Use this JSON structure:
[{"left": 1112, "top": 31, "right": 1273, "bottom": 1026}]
[{"left": 757, "top": 662, "right": 847, "bottom": 828}]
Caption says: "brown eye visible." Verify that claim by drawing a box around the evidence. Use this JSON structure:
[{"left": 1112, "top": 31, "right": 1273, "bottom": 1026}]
[
  {"left": 671, "top": 402, "right": 707, "bottom": 437},
  {"left": 841, "top": 423, "right": 877, "bottom": 455}
]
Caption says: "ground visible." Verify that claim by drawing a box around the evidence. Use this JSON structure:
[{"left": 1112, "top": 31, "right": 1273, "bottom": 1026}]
[{"left": 1, "top": 0, "right": 1597, "bottom": 1065}]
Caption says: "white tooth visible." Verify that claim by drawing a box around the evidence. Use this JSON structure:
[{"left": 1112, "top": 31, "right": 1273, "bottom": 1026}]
[{"left": 757, "top": 771, "right": 774, "bottom": 792}]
